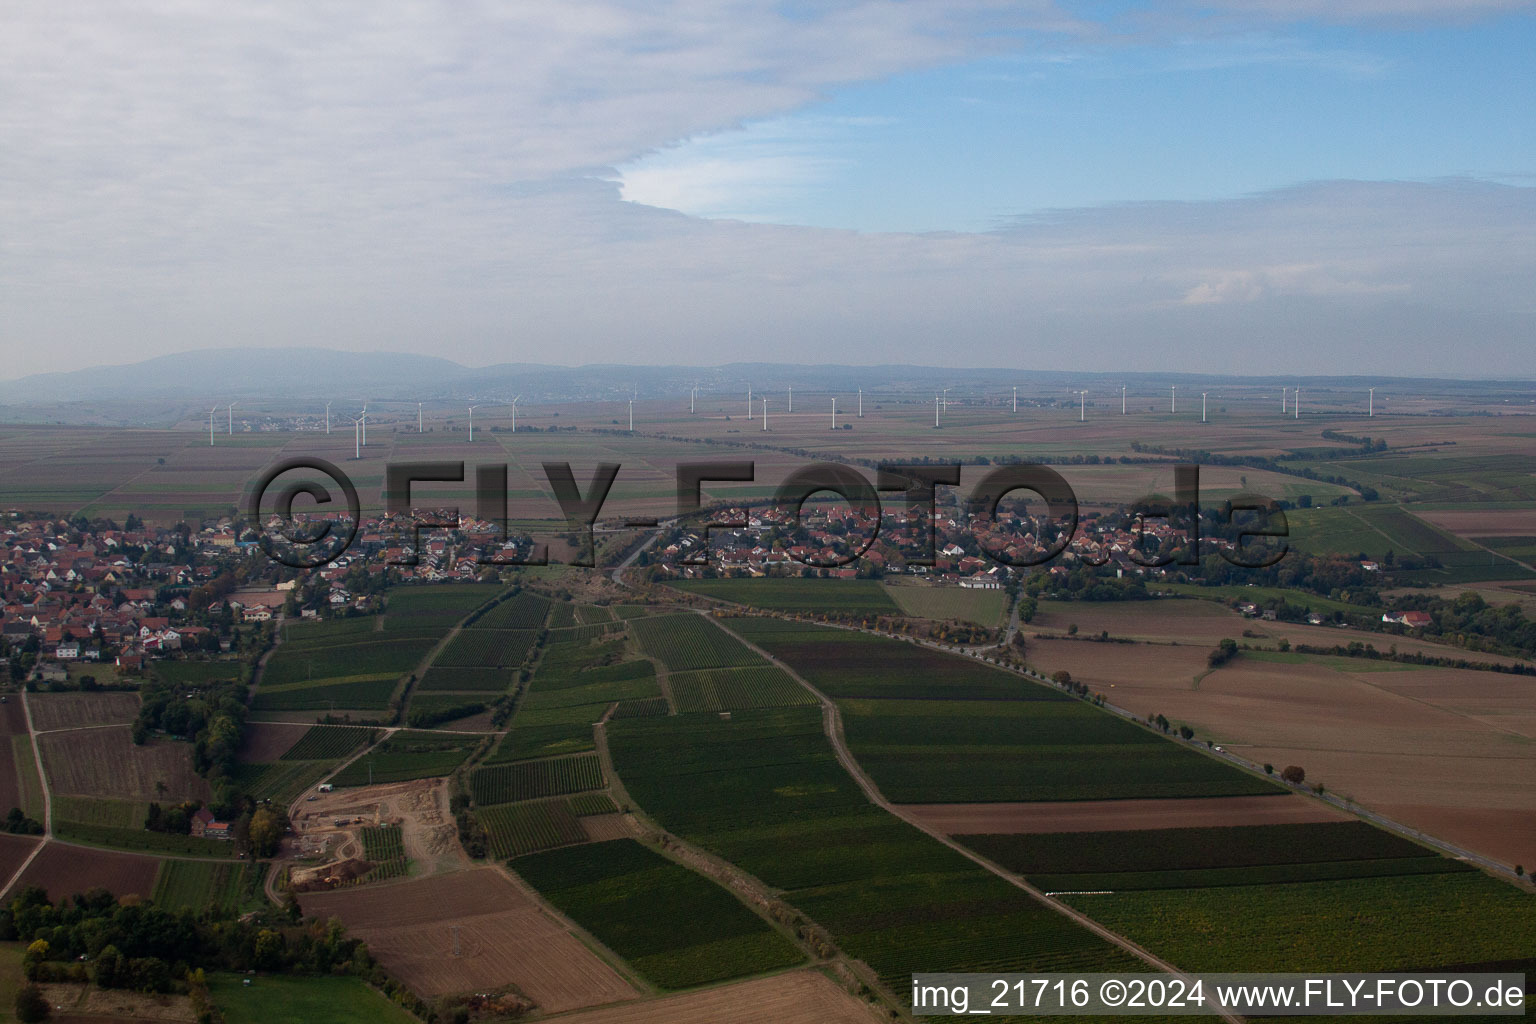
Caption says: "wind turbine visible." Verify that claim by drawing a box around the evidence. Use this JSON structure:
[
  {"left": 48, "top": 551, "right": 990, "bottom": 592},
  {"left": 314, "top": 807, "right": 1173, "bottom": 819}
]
[
  {"left": 761, "top": 397, "right": 768, "bottom": 431},
  {"left": 934, "top": 394, "right": 941, "bottom": 428},
  {"left": 689, "top": 385, "right": 697, "bottom": 415},
  {"left": 1282, "top": 387, "right": 1288, "bottom": 415},
  {"left": 941, "top": 388, "right": 952, "bottom": 417},
  {"left": 1169, "top": 386, "right": 1176, "bottom": 414},
  {"left": 325, "top": 401, "right": 332, "bottom": 435},
  {"left": 510, "top": 395, "right": 522, "bottom": 432},
  {"left": 1294, "top": 387, "right": 1301, "bottom": 419},
  {"left": 787, "top": 385, "right": 792, "bottom": 412},
  {"left": 746, "top": 384, "right": 752, "bottom": 418},
  {"left": 831, "top": 397, "right": 837, "bottom": 430},
  {"left": 208, "top": 405, "right": 217, "bottom": 446},
  {"left": 628, "top": 393, "right": 635, "bottom": 432},
  {"left": 360, "top": 404, "right": 368, "bottom": 446},
  {"left": 227, "top": 402, "right": 238, "bottom": 435},
  {"left": 1201, "top": 392, "right": 1208, "bottom": 423},
  {"left": 1012, "top": 385, "right": 1018, "bottom": 414},
  {"left": 353, "top": 415, "right": 363, "bottom": 459},
  {"left": 1121, "top": 386, "right": 1127, "bottom": 415},
  {"left": 418, "top": 402, "right": 423, "bottom": 432},
  {"left": 1078, "top": 390, "right": 1087, "bottom": 422},
  {"left": 467, "top": 405, "right": 479, "bottom": 442},
  {"left": 1368, "top": 387, "right": 1375, "bottom": 417}
]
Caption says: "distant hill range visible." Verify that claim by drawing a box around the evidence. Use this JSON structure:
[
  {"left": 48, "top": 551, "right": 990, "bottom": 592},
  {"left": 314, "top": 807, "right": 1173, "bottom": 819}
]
[{"left": 0, "top": 347, "right": 1530, "bottom": 425}]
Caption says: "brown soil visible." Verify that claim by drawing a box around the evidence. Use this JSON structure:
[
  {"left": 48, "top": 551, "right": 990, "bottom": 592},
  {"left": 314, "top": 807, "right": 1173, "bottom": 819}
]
[
  {"left": 905, "top": 794, "right": 1348, "bottom": 834},
  {"left": 38, "top": 728, "right": 209, "bottom": 803},
  {"left": 235, "top": 721, "right": 311, "bottom": 761},
  {"left": 542, "top": 970, "right": 880, "bottom": 1024},
  {"left": 10, "top": 842, "right": 160, "bottom": 902},
  {"left": 39, "top": 983, "right": 195, "bottom": 1022},
  {"left": 299, "top": 868, "right": 639, "bottom": 1010},
  {"left": 27, "top": 692, "right": 141, "bottom": 732},
  {"left": 1414, "top": 509, "right": 1536, "bottom": 538},
  {"left": 580, "top": 812, "right": 638, "bottom": 842}
]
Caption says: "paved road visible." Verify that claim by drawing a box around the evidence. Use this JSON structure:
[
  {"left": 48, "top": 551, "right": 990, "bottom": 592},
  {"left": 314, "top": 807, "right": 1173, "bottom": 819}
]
[{"left": 711, "top": 612, "right": 1245, "bottom": 1024}]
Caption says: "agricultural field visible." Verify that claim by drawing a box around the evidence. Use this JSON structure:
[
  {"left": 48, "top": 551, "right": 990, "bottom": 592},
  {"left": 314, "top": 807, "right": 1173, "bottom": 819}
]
[
  {"left": 957, "top": 820, "right": 1464, "bottom": 892},
  {"left": 668, "top": 666, "right": 816, "bottom": 713},
  {"left": 630, "top": 613, "right": 762, "bottom": 671},
  {"left": 209, "top": 973, "right": 418, "bottom": 1024},
  {"left": 229, "top": 760, "right": 333, "bottom": 804},
  {"left": 26, "top": 691, "right": 141, "bottom": 731},
  {"left": 261, "top": 634, "right": 434, "bottom": 687},
  {"left": 39, "top": 727, "right": 210, "bottom": 803},
  {"left": 542, "top": 970, "right": 880, "bottom": 1024},
  {"left": 0, "top": 701, "right": 36, "bottom": 816},
  {"left": 383, "top": 583, "right": 500, "bottom": 632},
  {"left": 52, "top": 795, "right": 145, "bottom": 829},
  {"left": 150, "top": 659, "right": 248, "bottom": 687},
  {"left": 512, "top": 838, "right": 804, "bottom": 989},
  {"left": 8, "top": 841, "right": 162, "bottom": 902},
  {"left": 417, "top": 665, "right": 515, "bottom": 691},
  {"left": 905, "top": 794, "right": 1346, "bottom": 835},
  {"left": 883, "top": 582, "right": 1008, "bottom": 625},
  {"left": 330, "top": 730, "right": 479, "bottom": 787},
  {"left": 489, "top": 636, "right": 660, "bottom": 763},
  {"left": 434, "top": 627, "right": 539, "bottom": 668},
  {"left": 1031, "top": 597, "right": 1246, "bottom": 641},
  {"left": 249, "top": 674, "right": 403, "bottom": 711},
  {"left": 1067, "top": 872, "right": 1536, "bottom": 974},
  {"left": 53, "top": 820, "right": 236, "bottom": 857},
  {"left": 0, "top": 834, "right": 42, "bottom": 891},
  {"left": 298, "top": 867, "right": 640, "bottom": 1009},
  {"left": 360, "top": 823, "right": 406, "bottom": 864},
  {"left": 279, "top": 724, "right": 375, "bottom": 761},
  {"left": 472, "top": 753, "right": 604, "bottom": 804},
  {"left": 608, "top": 706, "right": 1145, "bottom": 999},
  {"left": 481, "top": 798, "right": 588, "bottom": 858},
  {"left": 236, "top": 721, "right": 311, "bottom": 761},
  {"left": 152, "top": 859, "right": 266, "bottom": 912},
  {"left": 468, "top": 590, "right": 551, "bottom": 629},
  {"left": 670, "top": 577, "right": 899, "bottom": 616}
]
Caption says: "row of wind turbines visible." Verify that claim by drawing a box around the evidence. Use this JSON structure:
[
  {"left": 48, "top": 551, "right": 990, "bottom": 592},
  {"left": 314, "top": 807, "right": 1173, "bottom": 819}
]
[{"left": 208, "top": 383, "right": 1385, "bottom": 451}]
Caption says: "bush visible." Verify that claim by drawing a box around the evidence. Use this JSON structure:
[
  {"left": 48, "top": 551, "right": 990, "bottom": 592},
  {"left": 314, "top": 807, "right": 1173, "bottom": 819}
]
[
  {"left": 15, "top": 983, "right": 49, "bottom": 1022},
  {"left": 1281, "top": 765, "right": 1306, "bottom": 785}
]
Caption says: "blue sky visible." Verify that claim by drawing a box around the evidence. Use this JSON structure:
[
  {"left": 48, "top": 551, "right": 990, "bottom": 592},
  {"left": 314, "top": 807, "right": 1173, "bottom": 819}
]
[
  {"left": 2, "top": 1, "right": 1533, "bottom": 378},
  {"left": 620, "top": 15, "right": 1536, "bottom": 231}
]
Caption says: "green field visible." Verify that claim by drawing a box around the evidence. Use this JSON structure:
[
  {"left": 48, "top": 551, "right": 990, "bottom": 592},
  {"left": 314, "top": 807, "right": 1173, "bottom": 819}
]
[
  {"left": 230, "top": 760, "right": 334, "bottom": 804},
  {"left": 512, "top": 838, "right": 805, "bottom": 989},
  {"left": 209, "top": 973, "right": 417, "bottom": 1024},
  {"left": 280, "top": 725, "right": 374, "bottom": 761},
  {"left": 668, "top": 666, "right": 817, "bottom": 712},
  {"left": 150, "top": 660, "right": 247, "bottom": 686},
  {"left": 52, "top": 795, "right": 145, "bottom": 829},
  {"left": 1159, "top": 583, "right": 1380, "bottom": 618},
  {"left": 1066, "top": 872, "right": 1536, "bottom": 973},
  {"left": 383, "top": 583, "right": 500, "bottom": 632},
  {"left": 608, "top": 707, "right": 1144, "bottom": 997},
  {"left": 53, "top": 820, "right": 235, "bottom": 857},
  {"left": 360, "top": 824, "right": 405, "bottom": 864},
  {"left": 480, "top": 798, "right": 588, "bottom": 858},
  {"left": 249, "top": 674, "right": 402, "bottom": 711},
  {"left": 434, "top": 628, "right": 539, "bottom": 668},
  {"left": 468, "top": 590, "right": 551, "bottom": 629},
  {"left": 472, "top": 753, "right": 604, "bottom": 805},
  {"left": 730, "top": 619, "right": 1279, "bottom": 803},
  {"left": 417, "top": 666, "right": 515, "bottom": 691},
  {"left": 670, "top": 577, "right": 900, "bottom": 616},
  {"left": 630, "top": 613, "right": 763, "bottom": 671},
  {"left": 261, "top": 636, "right": 435, "bottom": 688},
  {"left": 884, "top": 584, "right": 1008, "bottom": 625},
  {"left": 152, "top": 859, "right": 266, "bottom": 912},
  {"left": 330, "top": 731, "right": 479, "bottom": 786}
]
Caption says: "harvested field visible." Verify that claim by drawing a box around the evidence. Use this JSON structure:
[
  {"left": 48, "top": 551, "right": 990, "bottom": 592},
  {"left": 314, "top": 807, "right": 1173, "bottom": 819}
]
[
  {"left": 0, "top": 700, "right": 31, "bottom": 813},
  {"left": 1033, "top": 598, "right": 1243, "bottom": 641},
  {"left": 26, "top": 692, "right": 141, "bottom": 732},
  {"left": 39, "top": 983, "right": 195, "bottom": 1022},
  {"left": 904, "top": 794, "right": 1347, "bottom": 834},
  {"left": 542, "top": 968, "right": 882, "bottom": 1024},
  {"left": 1416, "top": 508, "right": 1536, "bottom": 538},
  {"left": 0, "top": 833, "right": 42, "bottom": 891},
  {"left": 581, "top": 812, "right": 637, "bottom": 842},
  {"left": 299, "top": 868, "right": 639, "bottom": 1010},
  {"left": 38, "top": 728, "right": 209, "bottom": 803},
  {"left": 10, "top": 842, "right": 161, "bottom": 902},
  {"left": 236, "top": 721, "right": 309, "bottom": 762},
  {"left": 1027, "top": 636, "right": 1211, "bottom": 691},
  {"left": 1100, "top": 656, "right": 1536, "bottom": 865}
]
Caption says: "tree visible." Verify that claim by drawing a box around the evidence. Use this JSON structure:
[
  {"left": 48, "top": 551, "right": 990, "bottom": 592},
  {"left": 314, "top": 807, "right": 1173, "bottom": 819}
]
[
  {"left": 1178, "top": 725, "right": 1194, "bottom": 740},
  {"left": 1281, "top": 765, "right": 1306, "bottom": 785},
  {"left": 14, "top": 983, "right": 48, "bottom": 1023},
  {"left": 249, "top": 808, "right": 284, "bottom": 858},
  {"left": 1263, "top": 763, "right": 1274, "bottom": 775}
]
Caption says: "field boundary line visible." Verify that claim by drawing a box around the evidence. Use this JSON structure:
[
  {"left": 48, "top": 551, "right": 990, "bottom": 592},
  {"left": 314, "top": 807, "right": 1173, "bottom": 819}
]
[{"left": 711, "top": 612, "right": 1246, "bottom": 1024}]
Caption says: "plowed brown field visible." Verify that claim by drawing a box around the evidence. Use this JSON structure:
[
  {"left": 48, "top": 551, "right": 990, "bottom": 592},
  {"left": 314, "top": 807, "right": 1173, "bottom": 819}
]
[
  {"left": 27, "top": 692, "right": 141, "bottom": 732},
  {"left": 299, "top": 868, "right": 638, "bottom": 1011},
  {"left": 906, "top": 794, "right": 1347, "bottom": 834},
  {"left": 10, "top": 842, "right": 161, "bottom": 902},
  {"left": 38, "top": 727, "right": 209, "bottom": 802},
  {"left": 538, "top": 970, "right": 878, "bottom": 1024}
]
